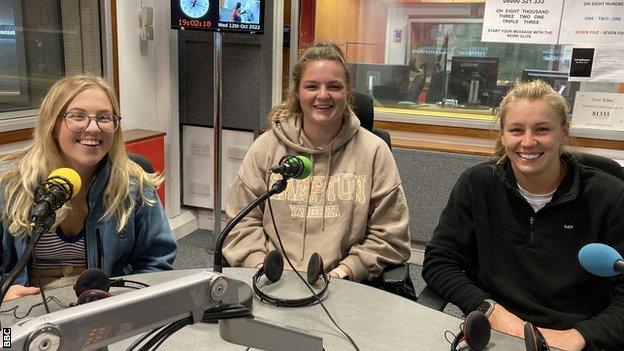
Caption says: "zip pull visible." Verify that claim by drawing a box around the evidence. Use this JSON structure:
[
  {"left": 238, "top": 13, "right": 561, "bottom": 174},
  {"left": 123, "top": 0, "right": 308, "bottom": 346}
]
[{"left": 529, "top": 217, "right": 536, "bottom": 244}]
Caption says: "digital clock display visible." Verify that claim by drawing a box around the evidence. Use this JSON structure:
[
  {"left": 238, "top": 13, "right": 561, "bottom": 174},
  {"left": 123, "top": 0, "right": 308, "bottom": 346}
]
[{"left": 171, "top": 0, "right": 264, "bottom": 34}]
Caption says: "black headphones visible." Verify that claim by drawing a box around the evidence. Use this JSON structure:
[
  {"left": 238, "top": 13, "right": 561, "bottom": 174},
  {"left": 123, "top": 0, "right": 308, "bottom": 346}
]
[
  {"left": 252, "top": 251, "right": 330, "bottom": 307},
  {"left": 524, "top": 322, "right": 550, "bottom": 351},
  {"left": 450, "top": 310, "right": 491, "bottom": 351},
  {"left": 73, "top": 268, "right": 149, "bottom": 305}
]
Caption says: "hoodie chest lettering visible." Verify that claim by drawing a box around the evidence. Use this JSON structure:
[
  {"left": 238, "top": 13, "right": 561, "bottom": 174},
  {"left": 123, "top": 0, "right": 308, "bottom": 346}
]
[{"left": 271, "top": 173, "right": 367, "bottom": 204}]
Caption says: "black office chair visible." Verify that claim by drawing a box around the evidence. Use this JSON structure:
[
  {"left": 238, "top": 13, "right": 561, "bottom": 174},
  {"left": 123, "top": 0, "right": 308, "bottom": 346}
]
[
  {"left": 352, "top": 92, "right": 392, "bottom": 149},
  {"left": 351, "top": 92, "right": 417, "bottom": 301},
  {"left": 417, "top": 151, "right": 624, "bottom": 311},
  {"left": 575, "top": 152, "right": 624, "bottom": 180},
  {"left": 128, "top": 152, "right": 155, "bottom": 173}
]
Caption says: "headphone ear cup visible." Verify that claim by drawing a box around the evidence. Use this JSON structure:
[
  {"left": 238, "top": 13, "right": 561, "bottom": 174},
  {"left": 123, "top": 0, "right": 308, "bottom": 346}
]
[
  {"left": 74, "top": 268, "right": 111, "bottom": 297},
  {"left": 77, "top": 289, "right": 111, "bottom": 305},
  {"left": 264, "top": 251, "right": 284, "bottom": 283},
  {"left": 307, "top": 253, "right": 324, "bottom": 285},
  {"left": 524, "top": 322, "right": 549, "bottom": 351},
  {"left": 463, "top": 311, "right": 491, "bottom": 351}
]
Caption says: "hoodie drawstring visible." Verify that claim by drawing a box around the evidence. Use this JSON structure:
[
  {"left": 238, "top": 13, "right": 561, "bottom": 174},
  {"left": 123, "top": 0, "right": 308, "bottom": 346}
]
[{"left": 321, "top": 140, "right": 334, "bottom": 231}]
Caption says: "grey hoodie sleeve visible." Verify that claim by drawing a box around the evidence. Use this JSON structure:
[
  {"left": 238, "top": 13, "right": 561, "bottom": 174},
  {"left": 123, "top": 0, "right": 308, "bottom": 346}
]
[
  {"left": 222, "top": 139, "right": 272, "bottom": 268},
  {"left": 343, "top": 145, "right": 411, "bottom": 281}
]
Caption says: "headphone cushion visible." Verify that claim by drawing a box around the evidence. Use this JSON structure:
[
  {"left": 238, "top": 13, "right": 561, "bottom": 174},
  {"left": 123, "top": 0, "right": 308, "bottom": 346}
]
[
  {"left": 74, "top": 268, "right": 111, "bottom": 297},
  {"left": 464, "top": 311, "right": 491, "bottom": 351},
  {"left": 77, "top": 289, "right": 111, "bottom": 304},
  {"left": 307, "top": 253, "right": 323, "bottom": 284},
  {"left": 524, "top": 322, "right": 548, "bottom": 351},
  {"left": 264, "top": 251, "right": 284, "bottom": 283}
]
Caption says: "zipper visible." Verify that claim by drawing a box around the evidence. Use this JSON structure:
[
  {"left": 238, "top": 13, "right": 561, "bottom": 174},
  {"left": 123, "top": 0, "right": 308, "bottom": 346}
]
[
  {"left": 96, "top": 228, "right": 103, "bottom": 269},
  {"left": 529, "top": 216, "right": 536, "bottom": 244}
]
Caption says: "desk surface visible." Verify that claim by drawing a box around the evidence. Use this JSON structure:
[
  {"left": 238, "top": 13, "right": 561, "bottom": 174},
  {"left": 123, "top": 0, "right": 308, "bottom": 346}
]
[{"left": 1, "top": 268, "right": 530, "bottom": 350}]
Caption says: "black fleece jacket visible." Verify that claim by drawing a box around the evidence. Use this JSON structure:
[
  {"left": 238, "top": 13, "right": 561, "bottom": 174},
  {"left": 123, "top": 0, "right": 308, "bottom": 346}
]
[{"left": 422, "top": 155, "right": 624, "bottom": 350}]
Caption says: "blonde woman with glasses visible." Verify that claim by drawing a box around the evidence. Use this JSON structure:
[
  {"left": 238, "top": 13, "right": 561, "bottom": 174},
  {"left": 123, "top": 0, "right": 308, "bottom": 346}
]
[{"left": 0, "top": 74, "right": 176, "bottom": 301}]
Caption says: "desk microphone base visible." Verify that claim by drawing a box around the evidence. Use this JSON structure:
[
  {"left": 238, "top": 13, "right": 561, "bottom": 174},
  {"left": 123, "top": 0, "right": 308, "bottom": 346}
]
[{"left": 220, "top": 317, "right": 323, "bottom": 351}]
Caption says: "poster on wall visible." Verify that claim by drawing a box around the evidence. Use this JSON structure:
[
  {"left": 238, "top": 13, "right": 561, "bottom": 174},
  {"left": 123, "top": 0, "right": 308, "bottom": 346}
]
[
  {"left": 572, "top": 92, "right": 624, "bottom": 131},
  {"left": 559, "top": 1, "right": 624, "bottom": 45},
  {"left": 171, "top": 0, "right": 264, "bottom": 34},
  {"left": 568, "top": 45, "right": 624, "bottom": 82},
  {"left": 481, "top": 0, "right": 563, "bottom": 44}
]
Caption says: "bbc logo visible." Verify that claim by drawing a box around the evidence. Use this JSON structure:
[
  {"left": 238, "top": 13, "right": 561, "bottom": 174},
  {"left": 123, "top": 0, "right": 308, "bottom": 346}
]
[{"left": 2, "top": 328, "right": 10, "bottom": 349}]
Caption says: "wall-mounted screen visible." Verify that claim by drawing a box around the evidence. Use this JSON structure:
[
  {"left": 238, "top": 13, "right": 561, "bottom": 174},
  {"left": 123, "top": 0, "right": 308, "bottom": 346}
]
[
  {"left": 448, "top": 56, "right": 499, "bottom": 107},
  {"left": 171, "top": 0, "right": 264, "bottom": 34}
]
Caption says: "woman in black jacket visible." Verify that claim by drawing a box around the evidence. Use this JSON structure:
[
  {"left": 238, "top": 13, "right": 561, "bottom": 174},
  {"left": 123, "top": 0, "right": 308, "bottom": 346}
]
[{"left": 423, "top": 79, "right": 624, "bottom": 351}]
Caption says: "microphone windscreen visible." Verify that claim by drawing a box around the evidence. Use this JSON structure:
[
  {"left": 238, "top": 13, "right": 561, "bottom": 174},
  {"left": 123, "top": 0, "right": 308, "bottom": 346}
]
[
  {"left": 48, "top": 168, "right": 82, "bottom": 198},
  {"left": 74, "top": 268, "right": 110, "bottom": 297},
  {"left": 293, "top": 155, "right": 312, "bottom": 179},
  {"left": 578, "top": 243, "right": 622, "bottom": 277}
]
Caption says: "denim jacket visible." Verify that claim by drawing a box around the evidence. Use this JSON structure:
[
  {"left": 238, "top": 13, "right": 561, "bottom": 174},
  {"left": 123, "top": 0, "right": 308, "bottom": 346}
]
[{"left": 0, "top": 160, "right": 177, "bottom": 285}]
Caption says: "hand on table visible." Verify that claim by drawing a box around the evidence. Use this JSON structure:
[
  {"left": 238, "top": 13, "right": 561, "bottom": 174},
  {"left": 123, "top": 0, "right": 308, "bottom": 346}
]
[
  {"left": 4, "top": 284, "right": 40, "bottom": 301},
  {"left": 329, "top": 265, "right": 352, "bottom": 280},
  {"left": 538, "top": 327, "right": 586, "bottom": 351},
  {"left": 487, "top": 304, "right": 525, "bottom": 338}
]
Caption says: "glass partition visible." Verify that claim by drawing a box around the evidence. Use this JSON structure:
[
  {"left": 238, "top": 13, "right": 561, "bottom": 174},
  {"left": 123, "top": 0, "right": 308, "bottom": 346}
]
[{"left": 311, "top": 0, "right": 621, "bottom": 132}]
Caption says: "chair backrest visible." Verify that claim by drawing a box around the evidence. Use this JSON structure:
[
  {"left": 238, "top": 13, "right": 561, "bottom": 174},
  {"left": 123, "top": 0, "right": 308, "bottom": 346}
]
[
  {"left": 352, "top": 92, "right": 392, "bottom": 149},
  {"left": 352, "top": 91, "right": 374, "bottom": 131},
  {"left": 576, "top": 152, "right": 624, "bottom": 181},
  {"left": 128, "top": 152, "right": 155, "bottom": 173}
]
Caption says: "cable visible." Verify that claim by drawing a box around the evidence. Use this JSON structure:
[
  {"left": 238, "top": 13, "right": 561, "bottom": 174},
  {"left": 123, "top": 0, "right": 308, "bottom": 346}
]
[
  {"left": 136, "top": 317, "right": 192, "bottom": 351},
  {"left": 267, "top": 197, "right": 361, "bottom": 351},
  {"left": 0, "top": 296, "right": 69, "bottom": 320},
  {"left": 125, "top": 326, "right": 165, "bottom": 351},
  {"left": 29, "top": 251, "right": 50, "bottom": 314}
]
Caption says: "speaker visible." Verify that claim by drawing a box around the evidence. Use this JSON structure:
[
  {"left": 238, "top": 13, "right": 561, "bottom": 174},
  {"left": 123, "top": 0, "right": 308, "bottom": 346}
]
[
  {"left": 450, "top": 310, "right": 491, "bottom": 351},
  {"left": 252, "top": 251, "right": 330, "bottom": 307}
]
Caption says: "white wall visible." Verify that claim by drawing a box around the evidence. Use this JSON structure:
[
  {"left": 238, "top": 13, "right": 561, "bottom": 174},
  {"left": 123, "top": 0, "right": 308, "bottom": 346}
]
[{"left": 116, "top": 1, "right": 180, "bottom": 217}]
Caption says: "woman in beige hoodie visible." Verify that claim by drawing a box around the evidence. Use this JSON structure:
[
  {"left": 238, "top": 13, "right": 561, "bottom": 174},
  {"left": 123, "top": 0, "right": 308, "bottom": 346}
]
[{"left": 223, "top": 42, "right": 410, "bottom": 282}]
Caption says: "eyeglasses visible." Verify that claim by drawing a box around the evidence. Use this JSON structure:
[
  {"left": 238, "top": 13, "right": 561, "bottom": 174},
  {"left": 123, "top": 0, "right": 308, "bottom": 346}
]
[{"left": 62, "top": 111, "right": 121, "bottom": 134}]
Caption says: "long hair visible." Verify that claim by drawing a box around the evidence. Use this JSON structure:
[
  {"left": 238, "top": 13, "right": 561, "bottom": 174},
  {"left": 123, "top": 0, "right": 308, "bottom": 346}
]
[
  {"left": 492, "top": 79, "right": 570, "bottom": 162},
  {"left": 0, "top": 74, "right": 162, "bottom": 236},
  {"left": 268, "top": 41, "right": 354, "bottom": 124}
]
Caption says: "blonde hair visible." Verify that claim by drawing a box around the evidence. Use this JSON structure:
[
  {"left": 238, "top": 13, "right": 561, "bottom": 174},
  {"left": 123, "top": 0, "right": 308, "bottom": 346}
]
[
  {"left": 492, "top": 79, "right": 570, "bottom": 162},
  {"left": 269, "top": 41, "right": 354, "bottom": 123},
  {"left": 0, "top": 74, "right": 162, "bottom": 236}
]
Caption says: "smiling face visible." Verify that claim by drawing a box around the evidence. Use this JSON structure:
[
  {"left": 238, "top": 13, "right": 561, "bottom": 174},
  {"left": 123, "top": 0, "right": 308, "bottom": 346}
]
[
  {"left": 298, "top": 60, "right": 347, "bottom": 141},
  {"left": 54, "top": 87, "right": 115, "bottom": 179},
  {"left": 501, "top": 98, "right": 567, "bottom": 190}
]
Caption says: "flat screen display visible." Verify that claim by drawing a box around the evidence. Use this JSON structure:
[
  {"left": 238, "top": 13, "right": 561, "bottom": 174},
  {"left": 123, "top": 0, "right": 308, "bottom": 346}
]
[
  {"left": 447, "top": 56, "right": 499, "bottom": 107},
  {"left": 171, "top": 0, "right": 264, "bottom": 34}
]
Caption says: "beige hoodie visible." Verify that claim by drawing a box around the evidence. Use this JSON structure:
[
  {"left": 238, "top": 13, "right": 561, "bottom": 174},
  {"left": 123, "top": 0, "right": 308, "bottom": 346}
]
[{"left": 223, "top": 112, "right": 410, "bottom": 281}]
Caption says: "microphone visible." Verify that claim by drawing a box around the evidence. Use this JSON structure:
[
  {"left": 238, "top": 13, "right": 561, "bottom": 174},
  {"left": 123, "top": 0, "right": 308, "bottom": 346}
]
[
  {"left": 271, "top": 155, "right": 312, "bottom": 180},
  {"left": 0, "top": 168, "right": 81, "bottom": 304},
  {"left": 578, "top": 243, "right": 624, "bottom": 277},
  {"left": 29, "top": 167, "right": 82, "bottom": 227},
  {"left": 213, "top": 155, "right": 312, "bottom": 273}
]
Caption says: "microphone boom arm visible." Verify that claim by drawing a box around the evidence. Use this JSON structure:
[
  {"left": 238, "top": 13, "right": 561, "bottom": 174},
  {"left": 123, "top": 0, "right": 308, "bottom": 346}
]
[
  {"left": 214, "top": 178, "right": 288, "bottom": 272},
  {"left": 9, "top": 271, "right": 323, "bottom": 351}
]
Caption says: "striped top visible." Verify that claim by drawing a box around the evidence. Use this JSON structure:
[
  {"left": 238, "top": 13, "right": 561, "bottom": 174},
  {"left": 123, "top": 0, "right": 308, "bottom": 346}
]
[{"left": 33, "top": 226, "right": 86, "bottom": 268}]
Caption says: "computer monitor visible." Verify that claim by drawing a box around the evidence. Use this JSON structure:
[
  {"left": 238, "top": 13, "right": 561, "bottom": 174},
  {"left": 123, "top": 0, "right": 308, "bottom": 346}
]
[
  {"left": 448, "top": 57, "right": 499, "bottom": 107},
  {"left": 521, "top": 69, "right": 580, "bottom": 110},
  {"left": 349, "top": 63, "right": 410, "bottom": 101}
]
